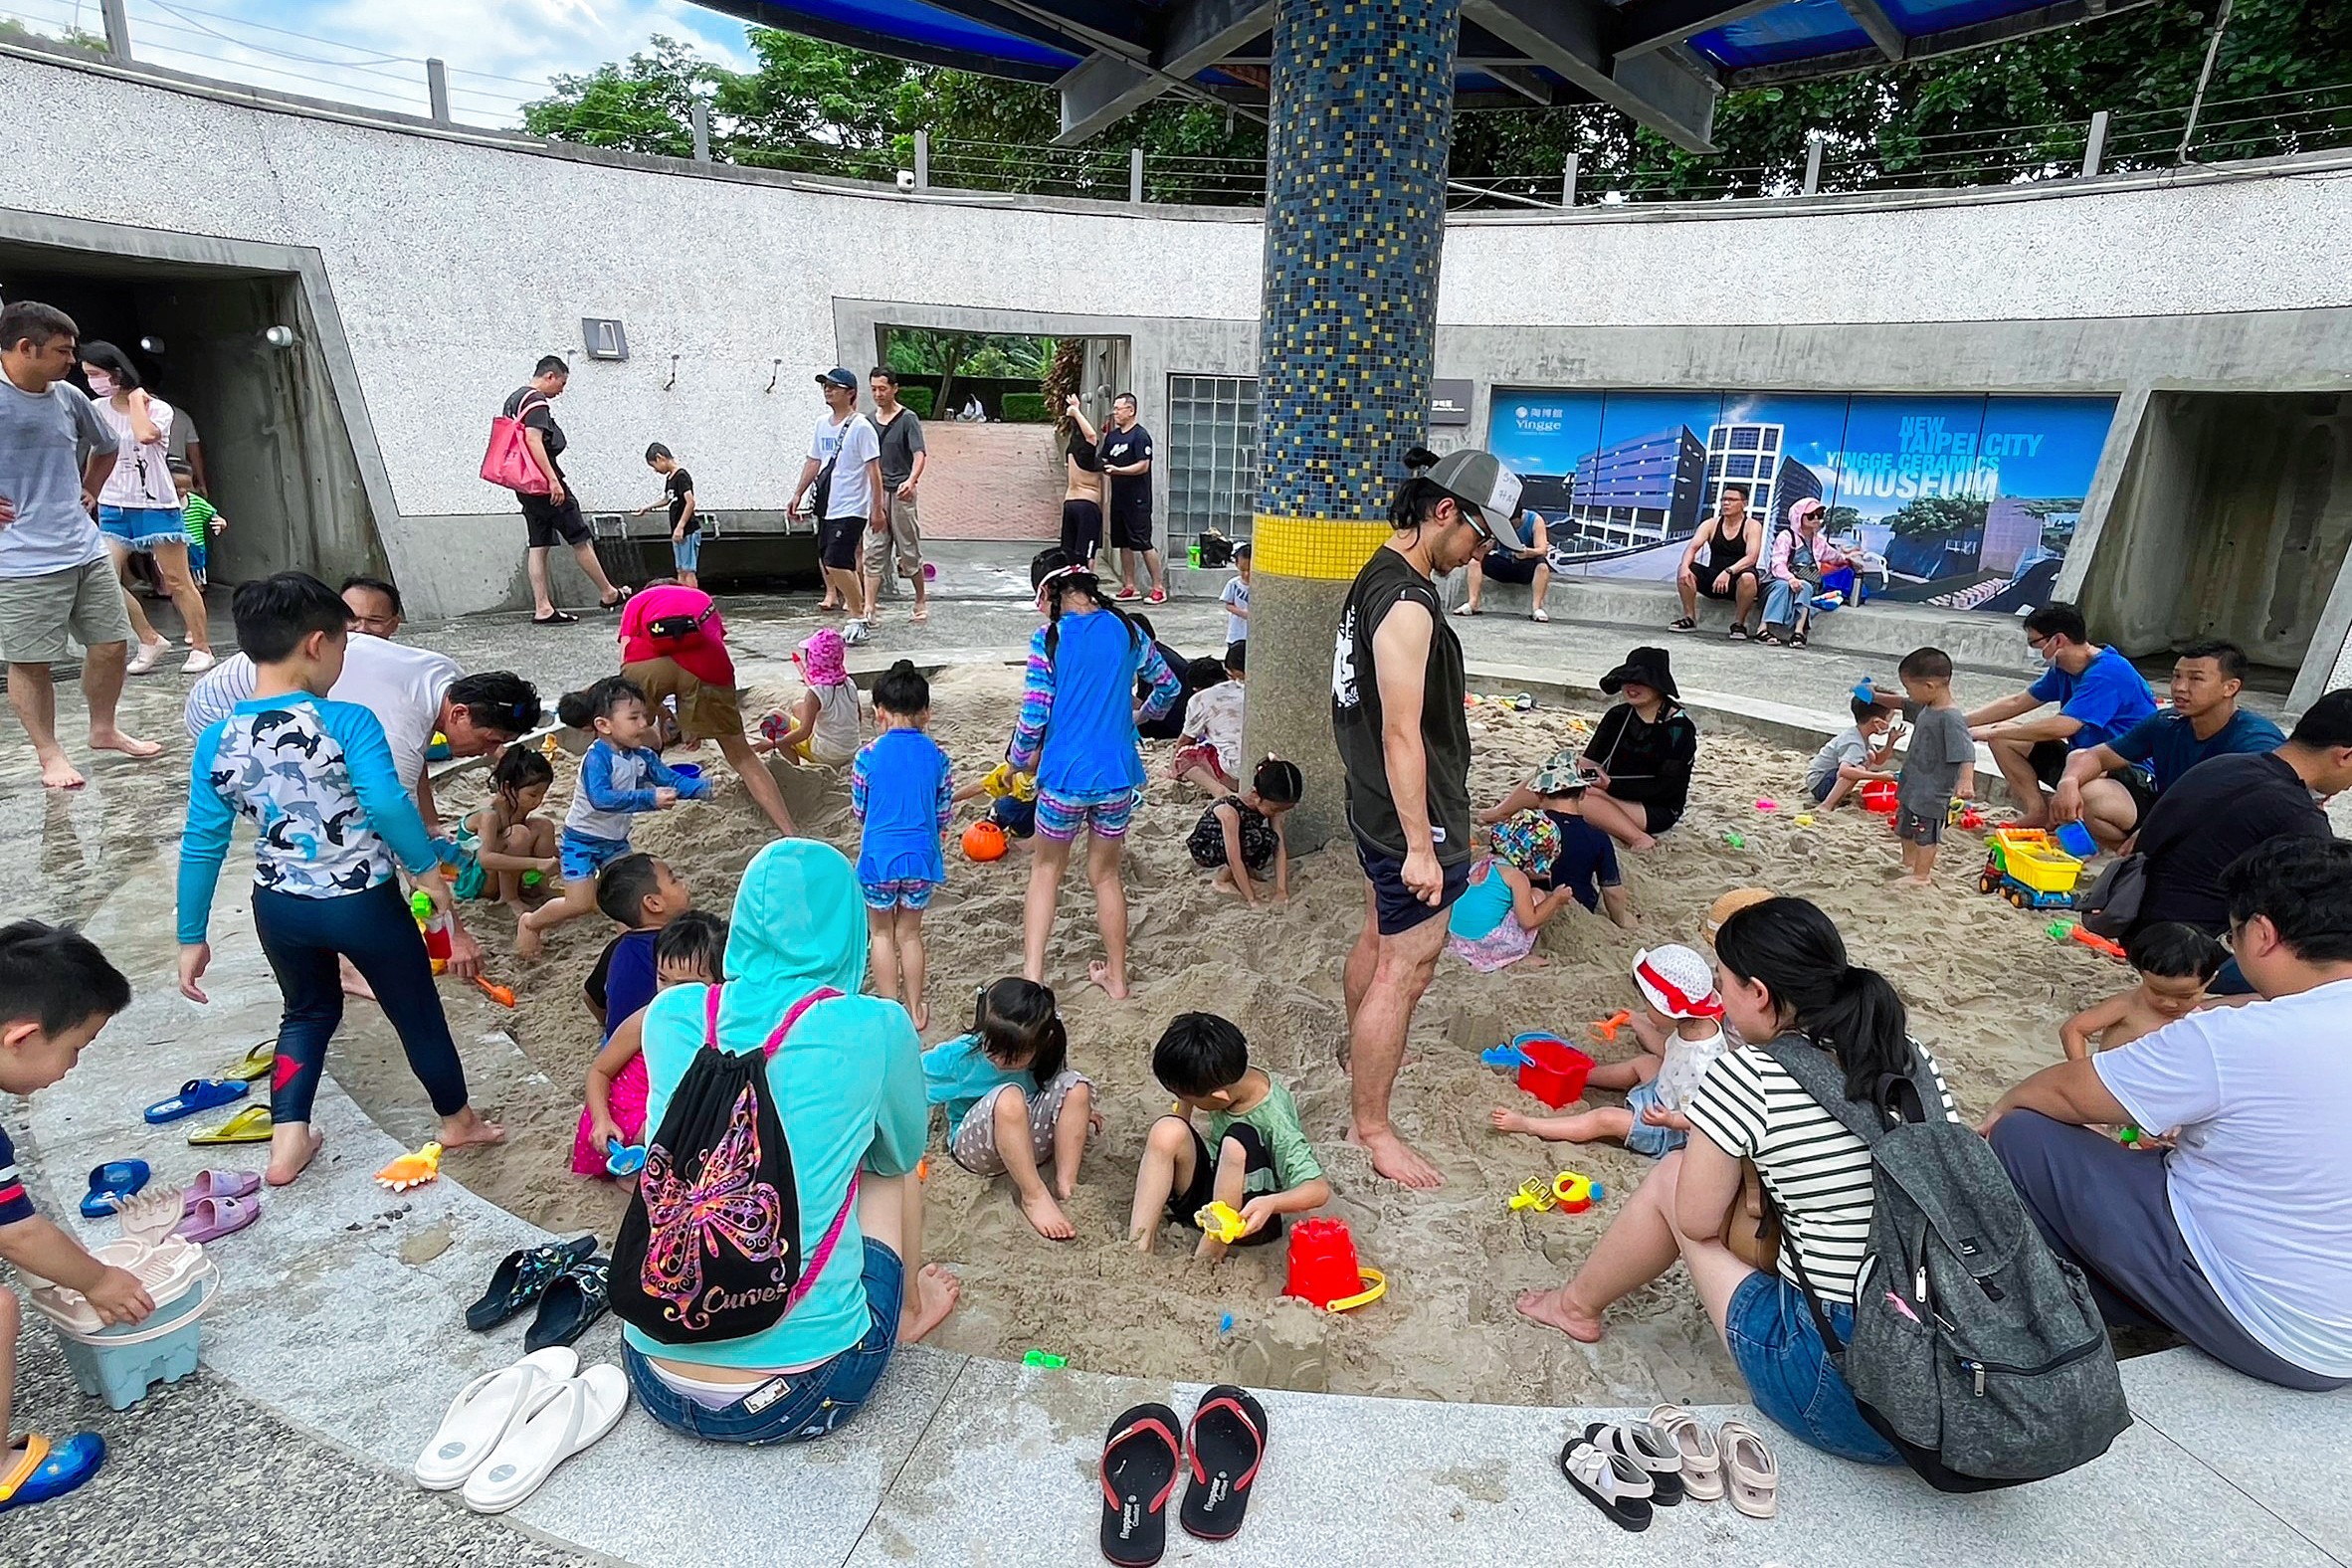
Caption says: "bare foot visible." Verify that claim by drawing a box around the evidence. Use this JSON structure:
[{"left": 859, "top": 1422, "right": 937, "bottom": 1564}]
[
  {"left": 36, "top": 751, "right": 86, "bottom": 790},
  {"left": 1346, "top": 1124, "right": 1445, "bottom": 1189},
  {"left": 1085, "top": 959, "right": 1130, "bottom": 1001},
  {"left": 88, "top": 727, "right": 163, "bottom": 760},
  {"left": 439, "top": 1106, "right": 507, "bottom": 1150},
  {"left": 1895, "top": 874, "right": 1934, "bottom": 887},
  {"left": 909, "top": 1001, "right": 929, "bottom": 1032},
  {"left": 1018, "top": 1187, "right": 1075, "bottom": 1241},
  {"left": 1516, "top": 1285, "right": 1604, "bottom": 1343},
  {"left": 514, "top": 919, "right": 545, "bottom": 961},
  {"left": 266, "top": 1125, "right": 324, "bottom": 1186},
  {"left": 1130, "top": 1226, "right": 1156, "bottom": 1256},
  {"left": 1490, "top": 1106, "right": 1532, "bottom": 1135},
  {"left": 1626, "top": 832, "right": 1659, "bottom": 853},
  {"left": 339, "top": 957, "right": 376, "bottom": 1002},
  {"left": 900, "top": 1263, "right": 960, "bottom": 1342}
]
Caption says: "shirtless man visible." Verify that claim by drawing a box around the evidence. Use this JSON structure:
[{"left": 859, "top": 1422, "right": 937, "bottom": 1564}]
[{"left": 1061, "top": 394, "right": 1106, "bottom": 566}]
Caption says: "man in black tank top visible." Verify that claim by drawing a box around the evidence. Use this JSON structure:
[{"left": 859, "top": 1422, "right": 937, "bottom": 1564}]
[{"left": 1673, "top": 484, "right": 1762, "bottom": 638}]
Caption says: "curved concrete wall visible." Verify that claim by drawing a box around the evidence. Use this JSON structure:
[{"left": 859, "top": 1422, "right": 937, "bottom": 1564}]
[{"left": 4, "top": 45, "right": 2351, "bottom": 641}]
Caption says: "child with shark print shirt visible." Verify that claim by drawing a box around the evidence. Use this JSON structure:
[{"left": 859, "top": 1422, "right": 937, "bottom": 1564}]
[{"left": 177, "top": 574, "right": 503, "bottom": 1188}]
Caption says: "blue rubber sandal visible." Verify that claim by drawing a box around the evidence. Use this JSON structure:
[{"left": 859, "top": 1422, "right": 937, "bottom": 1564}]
[
  {"left": 80, "top": 1160, "right": 151, "bottom": 1219},
  {"left": 0, "top": 1432, "right": 106, "bottom": 1513},
  {"left": 144, "top": 1078, "right": 248, "bottom": 1124}
]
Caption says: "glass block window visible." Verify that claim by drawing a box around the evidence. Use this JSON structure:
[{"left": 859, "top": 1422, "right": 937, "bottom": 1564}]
[{"left": 1168, "top": 374, "right": 1260, "bottom": 542}]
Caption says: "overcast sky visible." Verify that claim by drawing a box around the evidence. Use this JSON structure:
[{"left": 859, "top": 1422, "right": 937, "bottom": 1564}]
[{"left": 61, "top": 0, "right": 756, "bottom": 123}]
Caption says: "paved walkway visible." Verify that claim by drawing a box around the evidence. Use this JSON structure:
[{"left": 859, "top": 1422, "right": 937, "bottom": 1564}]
[{"left": 4, "top": 584, "right": 2344, "bottom": 1565}]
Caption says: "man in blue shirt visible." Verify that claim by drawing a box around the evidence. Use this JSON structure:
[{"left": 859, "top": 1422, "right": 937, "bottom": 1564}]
[
  {"left": 2051, "top": 639, "right": 2285, "bottom": 852},
  {"left": 1453, "top": 508, "right": 1555, "bottom": 621},
  {"left": 1966, "top": 601, "right": 2157, "bottom": 829}
]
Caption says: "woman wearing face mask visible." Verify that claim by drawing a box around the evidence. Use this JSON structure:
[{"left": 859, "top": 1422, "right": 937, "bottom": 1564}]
[{"left": 82, "top": 342, "right": 213, "bottom": 675}]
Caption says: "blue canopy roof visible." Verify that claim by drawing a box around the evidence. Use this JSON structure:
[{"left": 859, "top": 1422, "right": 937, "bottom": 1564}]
[{"left": 698, "top": 1, "right": 2150, "bottom": 150}]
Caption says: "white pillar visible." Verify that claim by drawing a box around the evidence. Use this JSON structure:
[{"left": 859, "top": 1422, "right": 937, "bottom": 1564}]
[
  {"left": 1802, "top": 131, "right": 1825, "bottom": 196},
  {"left": 1130, "top": 145, "right": 1145, "bottom": 205},
  {"left": 426, "top": 58, "right": 451, "bottom": 125},
  {"left": 2081, "top": 110, "right": 2109, "bottom": 177},
  {"left": 690, "top": 98, "right": 710, "bottom": 163}
]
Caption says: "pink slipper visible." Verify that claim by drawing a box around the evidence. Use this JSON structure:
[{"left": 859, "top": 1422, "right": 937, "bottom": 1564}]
[
  {"left": 182, "top": 1170, "right": 262, "bottom": 1212},
  {"left": 174, "top": 1193, "right": 261, "bottom": 1244}
]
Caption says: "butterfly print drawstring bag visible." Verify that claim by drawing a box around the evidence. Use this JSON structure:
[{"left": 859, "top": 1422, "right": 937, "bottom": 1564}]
[{"left": 612, "top": 984, "right": 857, "bottom": 1344}]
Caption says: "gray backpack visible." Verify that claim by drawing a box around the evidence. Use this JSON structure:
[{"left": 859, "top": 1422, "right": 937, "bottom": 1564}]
[{"left": 1759, "top": 1036, "right": 2132, "bottom": 1490}]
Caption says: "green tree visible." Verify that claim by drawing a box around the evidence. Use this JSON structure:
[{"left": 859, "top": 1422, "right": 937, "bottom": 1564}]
[{"left": 1884, "top": 494, "right": 1989, "bottom": 539}]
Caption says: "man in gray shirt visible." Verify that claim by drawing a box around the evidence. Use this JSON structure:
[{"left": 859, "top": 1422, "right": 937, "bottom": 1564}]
[
  {"left": 867, "top": 367, "right": 929, "bottom": 623},
  {"left": 0, "top": 300, "right": 162, "bottom": 789}
]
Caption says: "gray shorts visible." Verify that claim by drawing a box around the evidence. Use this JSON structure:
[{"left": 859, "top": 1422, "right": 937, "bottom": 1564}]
[
  {"left": 947, "top": 1069, "right": 1091, "bottom": 1176},
  {"left": 1895, "top": 805, "right": 1943, "bottom": 846},
  {"left": 0, "top": 555, "right": 135, "bottom": 666},
  {"left": 873, "top": 491, "right": 921, "bottom": 578},
  {"left": 1991, "top": 1110, "right": 2347, "bottom": 1392}
]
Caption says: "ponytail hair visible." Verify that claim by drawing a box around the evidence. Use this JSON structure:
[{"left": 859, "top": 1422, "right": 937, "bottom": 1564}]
[
  {"left": 972, "top": 977, "right": 1068, "bottom": 1088},
  {"left": 1714, "top": 896, "right": 1912, "bottom": 1103},
  {"left": 555, "top": 675, "right": 646, "bottom": 730},
  {"left": 1388, "top": 445, "right": 1453, "bottom": 530},
  {"left": 1031, "top": 548, "right": 1137, "bottom": 661}
]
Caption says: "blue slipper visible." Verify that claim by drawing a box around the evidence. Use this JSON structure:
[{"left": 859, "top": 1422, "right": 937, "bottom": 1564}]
[
  {"left": 80, "top": 1160, "right": 151, "bottom": 1218},
  {"left": 144, "top": 1078, "right": 248, "bottom": 1124},
  {"left": 0, "top": 1432, "right": 106, "bottom": 1513}
]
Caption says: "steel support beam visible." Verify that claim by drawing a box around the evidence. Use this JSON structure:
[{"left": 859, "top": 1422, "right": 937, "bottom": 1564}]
[
  {"left": 1056, "top": 0, "right": 1273, "bottom": 143},
  {"left": 1465, "top": 0, "right": 1717, "bottom": 150},
  {"left": 1837, "top": 0, "right": 1908, "bottom": 60},
  {"left": 1612, "top": 0, "right": 1783, "bottom": 59}
]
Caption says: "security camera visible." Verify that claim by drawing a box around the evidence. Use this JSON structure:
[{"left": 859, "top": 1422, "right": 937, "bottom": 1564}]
[{"left": 895, "top": 169, "right": 916, "bottom": 193}]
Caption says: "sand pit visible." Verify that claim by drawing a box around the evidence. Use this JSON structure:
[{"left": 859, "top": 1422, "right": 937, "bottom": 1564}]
[{"left": 339, "top": 660, "right": 2127, "bottom": 1409}]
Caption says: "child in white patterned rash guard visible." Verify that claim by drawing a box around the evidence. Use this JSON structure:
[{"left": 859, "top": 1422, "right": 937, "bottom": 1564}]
[
  {"left": 519, "top": 675, "right": 707, "bottom": 958},
  {"left": 1490, "top": 944, "right": 1728, "bottom": 1159},
  {"left": 922, "top": 979, "right": 1095, "bottom": 1241}
]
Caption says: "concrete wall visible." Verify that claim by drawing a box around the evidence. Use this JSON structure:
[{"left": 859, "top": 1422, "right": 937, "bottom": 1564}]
[{"left": 9, "top": 44, "right": 2352, "bottom": 670}]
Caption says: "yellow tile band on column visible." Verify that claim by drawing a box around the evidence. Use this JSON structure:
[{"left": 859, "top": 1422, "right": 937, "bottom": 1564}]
[{"left": 1253, "top": 514, "right": 1392, "bottom": 582}]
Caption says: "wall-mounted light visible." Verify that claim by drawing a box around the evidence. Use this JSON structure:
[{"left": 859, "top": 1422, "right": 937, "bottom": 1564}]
[
  {"left": 764, "top": 357, "right": 782, "bottom": 394},
  {"left": 263, "top": 325, "right": 300, "bottom": 350},
  {"left": 138, "top": 335, "right": 166, "bottom": 354},
  {"left": 663, "top": 353, "right": 679, "bottom": 392}
]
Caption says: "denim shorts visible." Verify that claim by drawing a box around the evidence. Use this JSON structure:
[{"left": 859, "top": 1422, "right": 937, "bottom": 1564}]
[
  {"left": 558, "top": 827, "right": 633, "bottom": 882},
  {"left": 672, "top": 530, "right": 701, "bottom": 572},
  {"left": 1621, "top": 1078, "right": 1686, "bottom": 1159},
  {"left": 98, "top": 504, "right": 190, "bottom": 550},
  {"left": 622, "top": 1238, "right": 903, "bottom": 1445},
  {"left": 1723, "top": 1271, "right": 1900, "bottom": 1466}
]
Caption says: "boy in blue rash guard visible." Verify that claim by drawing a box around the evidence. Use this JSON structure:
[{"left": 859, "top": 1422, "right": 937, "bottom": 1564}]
[
  {"left": 177, "top": 573, "right": 503, "bottom": 1187},
  {"left": 1011, "top": 550, "right": 1181, "bottom": 1000},
  {"left": 519, "top": 675, "right": 709, "bottom": 958}
]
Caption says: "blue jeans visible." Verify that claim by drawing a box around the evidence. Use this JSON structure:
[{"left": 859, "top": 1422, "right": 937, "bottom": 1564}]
[
  {"left": 623, "top": 1239, "right": 903, "bottom": 1445},
  {"left": 672, "top": 530, "right": 701, "bottom": 573},
  {"left": 250, "top": 879, "right": 470, "bottom": 1123},
  {"left": 1762, "top": 577, "right": 1814, "bottom": 632},
  {"left": 1723, "top": 1272, "right": 1901, "bottom": 1466}
]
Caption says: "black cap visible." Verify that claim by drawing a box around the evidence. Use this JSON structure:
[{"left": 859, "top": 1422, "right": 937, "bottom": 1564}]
[
  {"left": 1601, "top": 646, "right": 1678, "bottom": 700},
  {"left": 816, "top": 367, "right": 858, "bottom": 389}
]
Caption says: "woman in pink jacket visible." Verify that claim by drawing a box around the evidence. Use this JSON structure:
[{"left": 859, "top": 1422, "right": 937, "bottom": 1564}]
[{"left": 1759, "top": 497, "right": 1847, "bottom": 649}]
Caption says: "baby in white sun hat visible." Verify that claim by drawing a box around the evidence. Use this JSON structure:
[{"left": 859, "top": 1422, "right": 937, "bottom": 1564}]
[{"left": 1490, "top": 943, "right": 1729, "bottom": 1158}]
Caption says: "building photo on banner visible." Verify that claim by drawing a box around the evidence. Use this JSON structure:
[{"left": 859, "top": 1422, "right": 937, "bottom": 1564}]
[{"left": 1489, "top": 390, "right": 2119, "bottom": 614}]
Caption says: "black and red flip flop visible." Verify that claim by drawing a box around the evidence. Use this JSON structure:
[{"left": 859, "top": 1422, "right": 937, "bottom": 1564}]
[
  {"left": 1098, "top": 1402, "right": 1183, "bottom": 1566},
  {"left": 1179, "top": 1385, "right": 1267, "bottom": 1541}
]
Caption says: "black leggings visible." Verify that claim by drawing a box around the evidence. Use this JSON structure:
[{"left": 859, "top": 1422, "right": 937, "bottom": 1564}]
[
  {"left": 252, "top": 879, "right": 470, "bottom": 1123},
  {"left": 1061, "top": 498, "right": 1103, "bottom": 564}
]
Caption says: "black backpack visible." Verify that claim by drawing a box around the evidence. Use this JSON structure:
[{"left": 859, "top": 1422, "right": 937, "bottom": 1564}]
[
  {"left": 611, "top": 983, "right": 858, "bottom": 1344},
  {"left": 1759, "top": 1035, "right": 2132, "bottom": 1491}
]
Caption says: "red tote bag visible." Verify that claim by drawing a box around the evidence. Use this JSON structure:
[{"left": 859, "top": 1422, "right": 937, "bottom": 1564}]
[{"left": 482, "top": 393, "right": 553, "bottom": 495}]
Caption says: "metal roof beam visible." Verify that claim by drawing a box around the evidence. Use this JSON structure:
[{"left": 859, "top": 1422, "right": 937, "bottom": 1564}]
[
  {"left": 1838, "top": 0, "right": 1909, "bottom": 60},
  {"left": 1613, "top": 0, "right": 1787, "bottom": 60},
  {"left": 1055, "top": 0, "right": 1272, "bottom": 143},
  {"left": 1463, "top": 0, "right": 1718, "bottom": 149},
  {"left": 919, "top": 0, "right": 1152, "bottom": 58},
  {"left": 1721, "top": 0, "right": 2159, "bottom": 87}
]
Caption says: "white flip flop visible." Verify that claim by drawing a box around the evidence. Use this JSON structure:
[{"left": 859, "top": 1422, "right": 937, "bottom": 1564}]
[
  {"left": 1718, "top": 1418, "right": 1780, "bottom": 1519},
  {"left": 414, "top": 1346, "right": 578, "bottom": 1490},
  {"left": 462, "top": 1364, "right": 628, "bottom": 1515},
  {"left": 1650, "top": 1403, "right": 1724, "bottom": 1502}
]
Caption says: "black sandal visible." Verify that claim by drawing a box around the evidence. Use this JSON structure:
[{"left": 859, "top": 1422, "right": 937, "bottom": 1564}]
[
  {"left": 1758, "top": 631, "right": 1786, "bottom": 648},
  {"left": 1100, "top": 1403, "right": 1184, "bottom": 1566},
  {"left": 1727, "top": 623, "right": 1751, "bottom": 641},
  {"left": 1791, "top": 631, "right": 1810, "bottom": 648},
  {"left": 523, "top": 1257, "right": 612, "bottom": 1352},
  {"left": 1667, "top": 617, "right": 1697, "bottom": 633},
  {"left": 465, "top": 1235, "right": 597, "bottom": 1330},
  {"left": 599, "top": 587, "right": 633, "bottom": 611},
  {"left": 532, "top": 610, "right": 578, "bottom": 627},
  {"left": 1585, "top": 1420, "right": 1685, "bottom": 1506},
  {"left": 1560, "top": 1435, "right": 1655, "bottom": 1532},
  {"left": 1180, "top": 1386, "right": 1267, "bottom": 1542}
]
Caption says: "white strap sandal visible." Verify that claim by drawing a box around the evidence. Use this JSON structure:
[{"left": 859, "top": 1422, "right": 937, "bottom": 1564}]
[
  {"left": 462, "top": 1364, "right": 628, "bottom": 1515},
  {"left": 1718, "top": 1418, "right": 1780, "bottom": 1519},
  {"left": 414, "top": 1347, "right": 578, "bottom": 1490},
  {"left": 1649, "top": 1403, "right": 1724, "bottom": 1502},
  {"left": 1558, "top": 1435, "right": 1655, "bottom": 1533},
  {"left": 1584, "top": 1419, "right": 1685, "bottom": 1505}
]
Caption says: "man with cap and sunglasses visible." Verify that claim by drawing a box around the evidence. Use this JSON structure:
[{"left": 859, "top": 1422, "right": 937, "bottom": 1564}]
[
  {"left": 790, "top": 367, "right": 881, "bottom": 646},
  {"left": 1333, "top": 446, "right": 1518, "bottom": 1190}
]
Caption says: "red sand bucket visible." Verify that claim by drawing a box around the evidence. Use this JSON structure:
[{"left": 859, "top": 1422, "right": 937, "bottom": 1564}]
[
  {"left": 1282, "top": 1217, "right": 1387, "bottom": 1311},
  {"left": 1514, "top": 1036, "right": 1594, "bottom": 1109},
  {"left": 1860, "top": 779, "right": 1898, "bottom": 815}
]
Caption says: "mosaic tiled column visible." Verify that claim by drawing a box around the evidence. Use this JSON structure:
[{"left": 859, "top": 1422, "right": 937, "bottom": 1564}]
[{"left": 1242, "top": 0, "right": 1463, "bottom": 849}]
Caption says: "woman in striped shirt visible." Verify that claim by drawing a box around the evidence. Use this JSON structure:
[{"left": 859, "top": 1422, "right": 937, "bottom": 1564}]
[{"left": 1517, "top": 897, "right": 1954, "bottom": 1464}]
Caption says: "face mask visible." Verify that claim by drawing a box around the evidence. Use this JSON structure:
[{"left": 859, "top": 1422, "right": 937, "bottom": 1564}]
[{"left": 86, "top": 371, "right": 116, "bottom": 397}]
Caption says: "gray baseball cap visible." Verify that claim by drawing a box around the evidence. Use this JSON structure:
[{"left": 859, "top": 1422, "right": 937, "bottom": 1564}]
[{"left": 1425, "top": 448, "right": 1523, "bottom": 537}]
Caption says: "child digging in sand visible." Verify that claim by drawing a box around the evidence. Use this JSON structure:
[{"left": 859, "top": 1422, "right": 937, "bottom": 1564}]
[
  {"left": 855, "top": 661, "right": 955, "bottom": 1029},
  {"left": 922, "top": 979, "right": 1096, "bottom": 1240},
  {"left": 1131, "top": 1013, "right": 1328, "bottom": 1259},
  {"left": 1447, "top": 810, "right": 1578, "bottom": 972},
  {"left": 520, "top": 675, "right": 707, "bottom": 958},
  {"left": 1172, "top": 641, "right": 1248, "bottom": 797},
  {"left": 579, "top": 909, "right": 726, "bottom": 1181},
  {"left": 760, "top": 628, "right": 864, "bottom": 767},
  {"left": 0, "top": 921, "right": 150, "bottom": 1513},
  {"left": 459, "top": 747, "right": 559, "bottom": 911},
  {"left": 1187, "top": 756, "right": 1301, "bottom": 907},
  {"left": 178, "top": 572, "right": 502, "bottom": 1185},
  {"left": 2060, "top": 920, "right": 2226, "bottom": 1062},
  {"left": 1805, "top": 696, "right": 1899, "bottom": 810},
  {"left": 1491, "top": 944, "right": 1728, "bottom": 1159}
]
